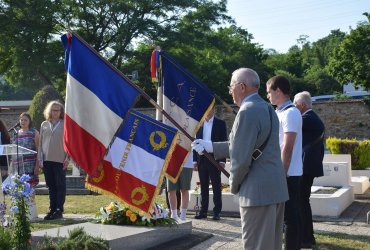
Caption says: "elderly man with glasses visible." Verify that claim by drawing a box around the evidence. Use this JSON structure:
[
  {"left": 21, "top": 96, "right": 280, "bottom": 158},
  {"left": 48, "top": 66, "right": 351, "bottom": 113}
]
[{"left": 193, "top": 68, "right": 288, "bottom": 250}]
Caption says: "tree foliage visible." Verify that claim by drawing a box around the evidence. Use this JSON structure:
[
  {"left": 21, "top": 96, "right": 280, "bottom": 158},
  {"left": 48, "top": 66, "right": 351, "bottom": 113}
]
[
  {"left": 28, "top": 85, "right": 63, "bottom": 130},
  {"left": 328, "top": 13, "right": 370, "bottom": 89},
  {"left": 118, "top": 1, "right": 268, "bottom": 104},
  {"left": 264, "top": 29, "right": 346, "bottom": 97},
  {"left": 0, "top": 0, "right": 368, "bottom": 103},
  {"left": 0, "top": 0, "right": 65, "bottom": 93}
]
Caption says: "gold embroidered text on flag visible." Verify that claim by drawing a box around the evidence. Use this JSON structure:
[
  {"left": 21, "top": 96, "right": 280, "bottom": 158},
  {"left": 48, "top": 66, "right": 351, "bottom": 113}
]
[{"left": 86, "top": 110, "right": 178, "bottom": 216}]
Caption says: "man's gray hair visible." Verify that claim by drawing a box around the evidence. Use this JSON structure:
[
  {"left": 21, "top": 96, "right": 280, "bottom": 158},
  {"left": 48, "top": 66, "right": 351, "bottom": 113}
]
[
  {"left": 232, "top": 68, "right": 260, "bottom": 88},
  {"left": 294, "top": 91, "right": 312, "bottom": 108}
]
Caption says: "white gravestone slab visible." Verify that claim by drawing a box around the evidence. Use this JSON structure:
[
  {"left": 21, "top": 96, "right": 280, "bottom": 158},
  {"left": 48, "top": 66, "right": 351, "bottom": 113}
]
[
  {"left": 314, "top": 162, "right": 351, "bottom": 187},
  {"left": 311, "top": 154, "right": 354, "bottom": 217}
]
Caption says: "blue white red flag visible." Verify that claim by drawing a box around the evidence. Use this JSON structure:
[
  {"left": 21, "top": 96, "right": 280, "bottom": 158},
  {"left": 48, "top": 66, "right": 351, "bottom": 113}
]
[
  {"left": 86, "top": 110, "right": 178, "bottom": 215},
  {"left": 159, "top": 52, "right": 215, "bottom": 182},
  {"left": 61, "top": 33, "right": 140, "bottom": 176}
]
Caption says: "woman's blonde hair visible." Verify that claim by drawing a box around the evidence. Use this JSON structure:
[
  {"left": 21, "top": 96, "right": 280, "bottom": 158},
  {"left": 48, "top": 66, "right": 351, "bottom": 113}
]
[{"left": 43, "top": 100, "right": 65, "bottom": 120}]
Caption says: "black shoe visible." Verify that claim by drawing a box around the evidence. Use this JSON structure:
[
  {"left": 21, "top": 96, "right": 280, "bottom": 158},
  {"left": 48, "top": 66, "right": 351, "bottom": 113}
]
[
  {"left": 44, "top": 210, "right": 54, "bottom": 220},
  {"left": 49, "top": 210, "right": 63, "bottom": 220},
  {"left": 212, "top": 214, "right": 220, "bottom": 220},
  {"left": 194, "top": 213, "right": 207, "bottom": 219}
]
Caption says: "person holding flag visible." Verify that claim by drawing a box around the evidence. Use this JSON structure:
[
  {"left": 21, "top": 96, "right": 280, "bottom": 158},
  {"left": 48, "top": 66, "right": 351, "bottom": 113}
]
[
  {"left": 152, "top": 50, "right": 217, "bottom": 221},
  {"left": 193, "top": 105, "right": 227, "bottom": 220},
  {"left": 193, "top": 68, "right": 288, "bottom": 249}
]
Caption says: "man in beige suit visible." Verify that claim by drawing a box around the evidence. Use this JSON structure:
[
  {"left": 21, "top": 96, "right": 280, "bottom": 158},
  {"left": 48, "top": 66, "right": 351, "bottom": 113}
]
[{"left": 192, "top": 68, "right": 288, "bottom": 249}]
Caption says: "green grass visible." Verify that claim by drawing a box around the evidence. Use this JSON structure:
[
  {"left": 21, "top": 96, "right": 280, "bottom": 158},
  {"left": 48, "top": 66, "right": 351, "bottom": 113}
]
[
  {"left": 312, "top": 232, "right": 370, "bottom": 250},
  {"left": 35, "top": 193, "right": 167, "bottom": 214},
  {"left": 35, "top": 194, "right": 114, "bottom": 214}
]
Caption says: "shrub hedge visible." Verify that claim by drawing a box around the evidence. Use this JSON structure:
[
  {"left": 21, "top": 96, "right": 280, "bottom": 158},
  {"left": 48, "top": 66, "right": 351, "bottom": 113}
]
[
  {"left": 326, "top": 137, "right": 370, "bottom": 170},
  {"left": 28, "top": 85, "right": 63, "bottom": 131}
]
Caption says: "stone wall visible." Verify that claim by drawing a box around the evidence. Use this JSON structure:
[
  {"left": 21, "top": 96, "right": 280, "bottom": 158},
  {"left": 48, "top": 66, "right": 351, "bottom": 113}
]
[
  {"left": 141, "top": 100, "right": 370, "bottom": 140},
  {"left": 313, "top": 100, "right": 370, "bottom": 140},
  {"left": 1, "top": 100, "right": 369, "bottom": 140}
]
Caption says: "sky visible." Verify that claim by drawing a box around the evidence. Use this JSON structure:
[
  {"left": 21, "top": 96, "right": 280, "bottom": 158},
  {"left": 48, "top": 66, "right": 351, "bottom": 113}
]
[{"left": 226, "top": 0, "right": 369, "bottom": 53}]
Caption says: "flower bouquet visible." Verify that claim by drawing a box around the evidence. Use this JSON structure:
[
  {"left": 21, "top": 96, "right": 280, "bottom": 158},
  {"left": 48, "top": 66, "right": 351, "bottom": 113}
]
[{"left": 95, "top": 202, "right": 178, "bottom": 227}]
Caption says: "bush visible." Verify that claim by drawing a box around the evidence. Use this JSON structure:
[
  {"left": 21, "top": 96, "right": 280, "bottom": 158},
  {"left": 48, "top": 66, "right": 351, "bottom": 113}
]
[
  {"left": 326, "top": 137, "right": 370, "bottom": 170},
  {"left": 28, "top": 85, "right": 63, "bottom": 131}
]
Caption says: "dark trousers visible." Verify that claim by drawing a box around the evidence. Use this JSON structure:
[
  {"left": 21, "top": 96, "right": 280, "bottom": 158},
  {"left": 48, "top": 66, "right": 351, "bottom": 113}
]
[
  {"left": 43, "top": 161, "right": 66, "bottom": 212},
  {"left": 300, "top": 175, "right": 316, "bottom": 244},
  {"left": 198, "top": 162, "right": 222, "bottom": 215},
  {"left": 284, "top": 176, "right": 302, "bottom": 250}
]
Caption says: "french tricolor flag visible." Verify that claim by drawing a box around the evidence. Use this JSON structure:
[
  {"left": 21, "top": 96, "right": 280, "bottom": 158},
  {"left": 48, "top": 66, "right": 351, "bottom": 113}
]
[
  {"left": 61, "top": 33, "right": 140, "bottom": 176},
  {"left": 160, "top": 52, "right": 215, "bottom": 182},
  {"left": 86, "top": 110, "right": 178, "bottom": 215}
]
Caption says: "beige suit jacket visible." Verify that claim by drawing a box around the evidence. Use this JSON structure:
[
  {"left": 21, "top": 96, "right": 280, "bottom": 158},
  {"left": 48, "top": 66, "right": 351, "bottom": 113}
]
[{"left": 213, "top": 94, "right": 288, "bottom": 207}]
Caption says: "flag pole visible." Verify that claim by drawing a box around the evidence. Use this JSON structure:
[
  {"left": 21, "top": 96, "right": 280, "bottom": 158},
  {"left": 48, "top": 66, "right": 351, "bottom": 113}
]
[{"left": 71, "top": 32, "right": 230, "bottom": 178}]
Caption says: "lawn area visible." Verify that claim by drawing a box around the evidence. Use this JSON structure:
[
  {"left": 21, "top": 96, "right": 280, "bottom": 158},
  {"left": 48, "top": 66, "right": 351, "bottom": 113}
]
[
  {"left": 35, "top": 193, "right": 167, "bottom": 214},
  {"left": 35, "top": 194, "right": 113, "bottom": 214},
  {"left": 313, "top": 232, "right": 370, "bottom": 250}
]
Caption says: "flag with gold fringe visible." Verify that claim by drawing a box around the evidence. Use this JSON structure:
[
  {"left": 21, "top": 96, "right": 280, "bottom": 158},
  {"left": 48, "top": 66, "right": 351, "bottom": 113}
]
[
  {"left": 61, "top": 33, "right": 140, "bottom": 176},
  {"left": 156, "top": 51, "right": 215, "bottom": 183},
  {"left": 86, "top": 109, "right": 178, "bottom": 216}
]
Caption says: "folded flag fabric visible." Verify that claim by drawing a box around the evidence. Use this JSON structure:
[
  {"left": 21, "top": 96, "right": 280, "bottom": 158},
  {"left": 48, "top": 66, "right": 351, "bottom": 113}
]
[
  {"left": 159, "top": 52, "right": 215, "bottom": 182},
  {"left": 86, "top": 109, "right": 178, "bottom": 215},
  {"left": 61, "top": 33, "right": 140, "bottom": 176},
  {"left": 150, "top": 48, "right": 160, "bottom": 83}
]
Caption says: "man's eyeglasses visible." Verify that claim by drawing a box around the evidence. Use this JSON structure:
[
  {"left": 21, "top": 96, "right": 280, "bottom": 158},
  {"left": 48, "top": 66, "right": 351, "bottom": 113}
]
[{"left": 228, "top": 82, "right": 244, "bottom": 91}]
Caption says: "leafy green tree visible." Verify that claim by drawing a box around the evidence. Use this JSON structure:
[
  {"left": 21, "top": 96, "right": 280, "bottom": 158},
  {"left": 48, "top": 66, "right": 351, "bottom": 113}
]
[
  {"left": 328, "top": 13, "right": 370, "bottom": 89},
  {"left": 152, "top": 1, "right": 267, "bottom": 102},
  {"left": 264, "top": 45, "right": 305, "bottom": 78},
  {"left": 28, "top": 85, "right": 63, "bottom": 130},
  {"left": 119, "top": 0, "right": 268, "bottom": 104},
  {"left": 110, "top": 0, "right": 236, "bottom": 105},
  {"left": 264, "top": 50, "right": 288, "bottom": 72},
  {"left": 310, "top": 30, "right": 346, "bottom": 67},
  {"left": 1, "top": 0, "right": 233, "bottom": 98},
  {"left": 60, "top": 0, "right": 224, "bottom": 66},
  {"left": 273, "top": 70, "right": 311, "bottom": 98},
  {"left": 304, "top": 66, "right": 341, "bottom": 95},
  {"left": 0, "top": 0, "right": 65, "bottom": 92}
]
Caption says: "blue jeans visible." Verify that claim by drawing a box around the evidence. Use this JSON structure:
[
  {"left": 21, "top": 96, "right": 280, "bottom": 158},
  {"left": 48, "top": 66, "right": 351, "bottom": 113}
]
[{"left": 43, "top": 161, "right": 66, "bottom": 212}]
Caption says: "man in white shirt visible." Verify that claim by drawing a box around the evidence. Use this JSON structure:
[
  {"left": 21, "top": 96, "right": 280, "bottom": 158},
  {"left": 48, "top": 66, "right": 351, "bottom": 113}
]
[
  {"left": 267, "top": 75, "right": 303, "bottom": 250},
  {"left": 193, "top": 106, "right": 227, "bottom": 220}
]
